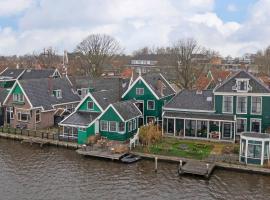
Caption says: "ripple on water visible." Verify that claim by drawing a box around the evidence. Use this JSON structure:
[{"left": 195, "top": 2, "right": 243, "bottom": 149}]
[{"left": 0, "top": 139, "right": 270, "bottom": 200}]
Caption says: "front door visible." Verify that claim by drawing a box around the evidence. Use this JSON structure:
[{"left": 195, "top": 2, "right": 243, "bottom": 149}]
[
  {"left": 223, "top": 123, "right": 231, "bottom": 139},
  {"left": 135, "top": 101, "right": 144, "bottom": 115},
  {"left": 138, "top": 117, "right": 144, "bottom": 127}
]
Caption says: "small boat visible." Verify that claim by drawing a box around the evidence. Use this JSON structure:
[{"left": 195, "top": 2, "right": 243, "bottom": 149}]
[{"left": 120, "top": 153, "right": 141, "bottom": 164}]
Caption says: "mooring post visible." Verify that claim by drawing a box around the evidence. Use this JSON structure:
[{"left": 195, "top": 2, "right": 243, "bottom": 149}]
[
  {"left": 179, "top": 160, "right": 183, "bottom": 174},
  {"left": 155, "top": 157, "right": 158, "bottom": 172},
  {"left": 206, "top": 163, "right": 209, "bottom": 175}
]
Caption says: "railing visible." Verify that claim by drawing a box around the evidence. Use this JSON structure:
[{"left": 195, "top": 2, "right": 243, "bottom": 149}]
[
  {"left": 0, "top": 126, "right": 77, "bottom": 143},
  {"left": 129, "top": 128, "right": 140, "bottom": 150}
]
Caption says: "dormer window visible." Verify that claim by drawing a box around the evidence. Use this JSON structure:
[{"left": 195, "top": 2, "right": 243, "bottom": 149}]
[
  {"left": 53, "top": 89, "right": 62, "bottom": 99},
  {"left": 233, "top": 79, "right": 251, "bottom": 92}
]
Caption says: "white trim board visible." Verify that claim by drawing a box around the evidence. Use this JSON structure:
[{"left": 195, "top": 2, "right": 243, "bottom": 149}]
[{"left": 74, "top": 93, "right": 103, "bottom": 112}]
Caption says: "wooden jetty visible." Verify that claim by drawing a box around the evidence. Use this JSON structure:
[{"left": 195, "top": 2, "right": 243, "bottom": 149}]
[
  {"left": 178, "top": 160, "right": 215, "bottom": 178},
  {"left": 76, "top": 149, "right": 126, "bottom": 161},
  {"left": 21, "top": 138, "right": 50, "bottom": 147}
]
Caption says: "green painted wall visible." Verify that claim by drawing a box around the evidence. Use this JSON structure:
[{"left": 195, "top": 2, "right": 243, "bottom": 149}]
[
  {"left": 0, "top": 81, "right": 15, "bottom": 88},
  {"left": 78, "top": 96, "right": 101, "bottom": 112},
  {"left": 12, "top": 84, "right": 23, "bottom": 95},
  {"left": 215, "top": 95, "right": 270, "bottom": 132},
  {"left": 99, "top": 106, "right": 138, "bottom": 141},
  {"left": 78, "top": 123, "right": 95, "bottom": 144},
  {"left": 122, "top": 80, "right": 174, "bottom": 123}
]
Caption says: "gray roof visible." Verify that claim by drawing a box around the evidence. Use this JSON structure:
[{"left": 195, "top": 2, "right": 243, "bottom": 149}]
[
  {"left": 215, "top": 70, "right": 270, "bottom": 93},
  {"left": 242, "top": 132, "right": 270, "bottom": 139},
  {"left": 112, "top": 100, "right": 142, "bottom": 121},
  {"left": 60, "top": 111, "right": 100, "bottom": 126},
  {"left": 142, "top": 73, "right": 175, "bottom": 98},
  {"left": 0, "top": 88, "right": 9, "bottom": 104},
  {"left": 19, "top": 69, "right": 58, "bottom": 80},
  {"left": 0, "top": 69, "right": 24, "bottom": 80},
  {"left": 164, "top": 90, "right": 214, "bottom": 111},
  {"left": 91, "top": 89, "right": 120, "bottom": 110},
  {"left": 19, "top": 77, "right": 80, "bottom": 110},
  {"left": 163, "top": 111, "right": 235, "bottom": 121}
]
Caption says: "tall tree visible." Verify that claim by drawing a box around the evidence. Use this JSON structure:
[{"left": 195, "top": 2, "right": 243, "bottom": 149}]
[
  {"left": 170, "top": 38, "right": 205, "bottom": 89},
  {"left": 75, "top": 34, "right": 121, "bottom": 77},
  {"left": 255, "top": 46, "right": 270, "bottom": 75}
]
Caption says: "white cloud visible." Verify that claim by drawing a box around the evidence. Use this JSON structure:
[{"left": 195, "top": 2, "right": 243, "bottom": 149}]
[
  {"left": 1, "top": 0, "right": 270, "bottom": 57},
  {"left": 227, "top": 4, "right": 238, "bottom": 12}
]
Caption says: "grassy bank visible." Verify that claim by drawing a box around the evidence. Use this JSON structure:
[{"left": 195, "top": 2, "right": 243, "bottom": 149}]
[{"left": 135, "top": 137, "right": 239, "bottom": 160}]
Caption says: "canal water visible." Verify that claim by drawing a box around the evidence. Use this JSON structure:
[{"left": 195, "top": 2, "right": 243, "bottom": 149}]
[{"left": 0, "top": 139, "right": 270, "bottom": 200}]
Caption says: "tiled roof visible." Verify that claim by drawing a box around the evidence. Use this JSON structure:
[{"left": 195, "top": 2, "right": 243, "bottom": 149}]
[
  {"left": 112, "top": 100, "right": 142, "bottom": 121},
  {"left": 0, "top": 69, "right": 24, "bottom": 80},
  {"left": 0, "top": 88, "right": 9, "bottom": 104},
  {"left": 242, "top": 132, "right": 270, "bottom": 139},
  {"left": 214, "top": 70, "right": 270, "bottom": 93},
  {"left": 19, "top": 69, "right": 57, "bottom": 79},
  {"left": 60, "top": 111, "right": 100, "bottom": 126},
  {"left": 19, "top": 77, "right": 80, "bottom": 110},
  {"left": 164, "top": 89, "right": 214, "bottom": 111},
  {"left": 91, "top": 89, "right": 120, "bottom": 110}
]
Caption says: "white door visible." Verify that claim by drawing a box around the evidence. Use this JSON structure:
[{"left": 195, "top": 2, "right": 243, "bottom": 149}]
[{"left": 95, "top": 120, "right": 99, "bottom": 134}]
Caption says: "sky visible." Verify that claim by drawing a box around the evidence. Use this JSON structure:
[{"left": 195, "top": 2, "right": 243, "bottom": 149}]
[{"left": 0, "top": 0, "right": 268, "bottom": 56}]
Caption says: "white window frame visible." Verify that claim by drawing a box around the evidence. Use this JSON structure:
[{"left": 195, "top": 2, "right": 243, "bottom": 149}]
[
  {"left": 17, "top": 110, "right": 30, "bottom": 122},
  {"left": 79, "top": 127, "right": 86, "bottom": 132},
  {"left": 136, "top": 88, "right": 144, "bottom": 95},
  {"left": 236, "top": 96, "right": 247, "bottom": 114},
  {"left": 7, "top": 107, "right": 14, "bottom": 119},
  {"left": 118, "top": 122, "right": 125, "bottom": 133},
  {"left": 147, "top": 100, "right": 155, "bottom": 110},
  {"left": 222, "top": 96, "right": 233, "bottom": 114},
  {"left": 146, "top": 116, "right": 156, "bottom": 124},
  {"left": 13, "top": 93, "right": 24, "bottom": 102},
  {"left": 87, "top": 101, "right": 94, "bottom": 110},
  {"left": 35, "top": 109, "right": 41, "bottom": 123},
  {"left": 250, "top": 118, "right": 261, "bottom": 133},
  {"left": 128, "top": 121, "right": 132, "bottom": 132},
  {"left": 236, "top": 118, "right": 247, "bottom": 134},
  {"left": 109, "top": 121, "right": 117, "bottom": 132},
  {"left": 100, "top": 120, "right": 108, "bottom": 131},
  {"left": 251, "top": 96, "right": 262, "bottom": 115},
  {"left": 54, "top": 89, "right": 62, "bottom": 99}
]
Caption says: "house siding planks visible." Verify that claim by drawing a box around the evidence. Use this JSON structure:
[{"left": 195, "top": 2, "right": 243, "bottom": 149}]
[
  {"left": 77, "top": 96, "right": 101, "bottom": 112},
  {"left": 78, "top": 124, "right": 95, "bottom": 144},
  {"left": 122, "top": 79, "right": 173, "bottom": 123}
]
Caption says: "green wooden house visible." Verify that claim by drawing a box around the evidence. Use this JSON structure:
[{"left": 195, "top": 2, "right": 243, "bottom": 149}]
[
  {"left": 59, "top": 89, "right": 119, "bottom": 144},
  {"left": 162, "top": 70, "right": 270, "bottom": 142},
  {"left": 122, "top": 73, "right": 175, "bottom": 126},
  {"left": 98, "top": 100, "right": 142, "bottom": 141}
]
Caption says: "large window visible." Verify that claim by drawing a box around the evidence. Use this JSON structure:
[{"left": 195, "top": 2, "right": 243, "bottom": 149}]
[
  {"left": 7, "top": 107, "right": 14, "bottom": 119},
  {"left": 250, "top": 119, "right": 261, "bottom": 133},
  {"left": 237, "top": 118, "right": 246, "bottom": 133},
  {"left": 63, "top": 127, "right": 78, "bottom": 138},
  {"left": 13, "top": 93, "right": 24, "bottom": 102},
  {"left": 237, "top": 96, "right": 247, "bottom": 114},
  {"left": 251, "top": 97, "right": 262, "bottom": 114},
  {"left": 119, "top": 122, "right": 125, "bottom": 133},
  {"left": 237, "top": 80, "right": 248, "bottom": 91},
  {"left": 17, "top": 111, "right": 30, "bottom": 122},
  {"left": 36, "top": 109, "right": 41, "bottom": 123},
  {"left": 223, "top": 96, "right": 233, "bottom": 113},
  {"left": 147, "top": 100, "right": 155, "bottom": 110},
  {"left": 136, "top": 88, "right": 144, "bottom": 95},
  {"left": 109, "top": 121, "right": 117, "bottom": 132},
  {"left": 247, "top": 141, "right": 262, "bottom": 159},
  {"left": 100, "top": 120, "right": 108, "bottom": 131}
]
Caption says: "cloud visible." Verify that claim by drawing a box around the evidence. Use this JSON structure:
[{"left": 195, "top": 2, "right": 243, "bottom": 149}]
[
  {"left": 227, "top": 3, "right": 238, "bottom": 12},
  {"left": 0, "top": 0, "right": 270, "bottom": 57}
]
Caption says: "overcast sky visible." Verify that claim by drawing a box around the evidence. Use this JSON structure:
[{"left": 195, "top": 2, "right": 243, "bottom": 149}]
[{"left": 0, "top": 0, "right": 268, "bottom": 56}]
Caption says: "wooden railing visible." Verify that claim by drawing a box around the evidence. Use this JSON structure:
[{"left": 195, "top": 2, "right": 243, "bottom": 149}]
[{"left": 129, "top": 128, "right": 140, "bottom": 150}]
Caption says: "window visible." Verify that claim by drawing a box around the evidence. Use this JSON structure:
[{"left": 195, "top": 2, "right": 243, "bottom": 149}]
[
  {"left": 237, "top": 80, "right": 248, "bottom": 91},
  {"left": 100, "top": 120, "right": 108, "bottom": 131},
  {"left": 87, "top": 101, "right": 94, "bottom": 110},
  {"left": 109, "top": 121, "right": 117, "bottom": 132},
  {"left": 7, "top": 107, "right": 14, "bottom": 119},
  {"left": 247, "top": 141, "right": 262, "bottom": 159},
  {"left": 119, "top": 122, "right": 125, "bottom": 133},
  {"left": 77, "top": 89, "right": 82, "bottom": 96},
  {"left": 147, "top": 100, "right": 155, "bottom": 110},
  {"left": 13, "top": 93, "right": 24, "bottom": 102},
  {"left": 79, "top": 127, "right": 86, "bottom": 132},
  {"left": 35, "top": 109, "right": 41, "bottom": 123},
  {"left": 136, "top": 88, "right": 144, "bottom": 95},
  {"left": 223, "top": 96, "right": 233, "bottom": 113},
  {"left": 251, "top": 97, "right": 262, "bottom": 114},
  {"left": 147, "top": 117, "right": 155, "bottom": 124},
  {"left": 128, "top": 121, "right": 132, "bottom": 132},
  {"left": 237, "top": 96, "right": 247, "bottom": 114},
  {"left": 17, "top": 111, "right": 30, "bottom": 122},
  {"left": 53, "top": 90, "right": 62, "bottom": 99},
  {"left": 63, "top": 127, "right": 78, "bottom": 138},
  {"left": 237, "top": 118, "right": 247, "bottom": 133},
  {"left": 250, "top": 119, "right": 261, "bottom": 133}
]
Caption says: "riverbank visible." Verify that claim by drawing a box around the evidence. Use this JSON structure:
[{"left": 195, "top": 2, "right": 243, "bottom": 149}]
[{"left": 1, "top": 131, "right": 270, "bottom": 176}]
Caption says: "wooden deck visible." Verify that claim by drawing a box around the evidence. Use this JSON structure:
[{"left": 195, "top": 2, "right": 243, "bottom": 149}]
[
  {"left": 76, "top": 149, "right": 126, "bottom": 160},
  {"left": 178, "top": 160, "right": 215, "bottom": 178}
]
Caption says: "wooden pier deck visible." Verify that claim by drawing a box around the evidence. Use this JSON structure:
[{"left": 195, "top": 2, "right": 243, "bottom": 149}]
[
  {"left": 76, "top": 149, "right": 126, "bottom": 160},
  {"left": 179, "top": 160, "right": 215, "bottom": 178}
]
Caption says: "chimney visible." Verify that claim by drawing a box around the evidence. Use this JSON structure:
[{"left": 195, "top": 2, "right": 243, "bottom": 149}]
[
  {"left": 48, "top": 77, "right": 53, "bottom": 95},
  {"left": 157, "top": 78, "right": 164, "bottom": 97}
]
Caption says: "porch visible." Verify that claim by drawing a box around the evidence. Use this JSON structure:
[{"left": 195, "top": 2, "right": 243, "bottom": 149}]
[{"left": 163, "top": 111, "right": 236, "bottom": 142}]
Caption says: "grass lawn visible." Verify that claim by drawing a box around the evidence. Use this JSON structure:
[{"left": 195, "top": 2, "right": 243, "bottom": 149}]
[
  {"left": 135, "top": 137, "right": 215, "bottom": 160},
  {"left": 135, "top": 137, "right": 240, "bottom": 160}
]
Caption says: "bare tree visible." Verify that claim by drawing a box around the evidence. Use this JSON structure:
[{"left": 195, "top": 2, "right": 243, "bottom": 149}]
[
  {"left": 170, "top": 38, "right": 205, "bottom": 89},
  {"left": 75, "top": 34, "right": 121, "bottom": 77},
  {"left": 33, "top": 47, "right": 61, "bottom": 69},
  {"left": 255, "top": 46, "right": 270, "bottom": 75}
]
